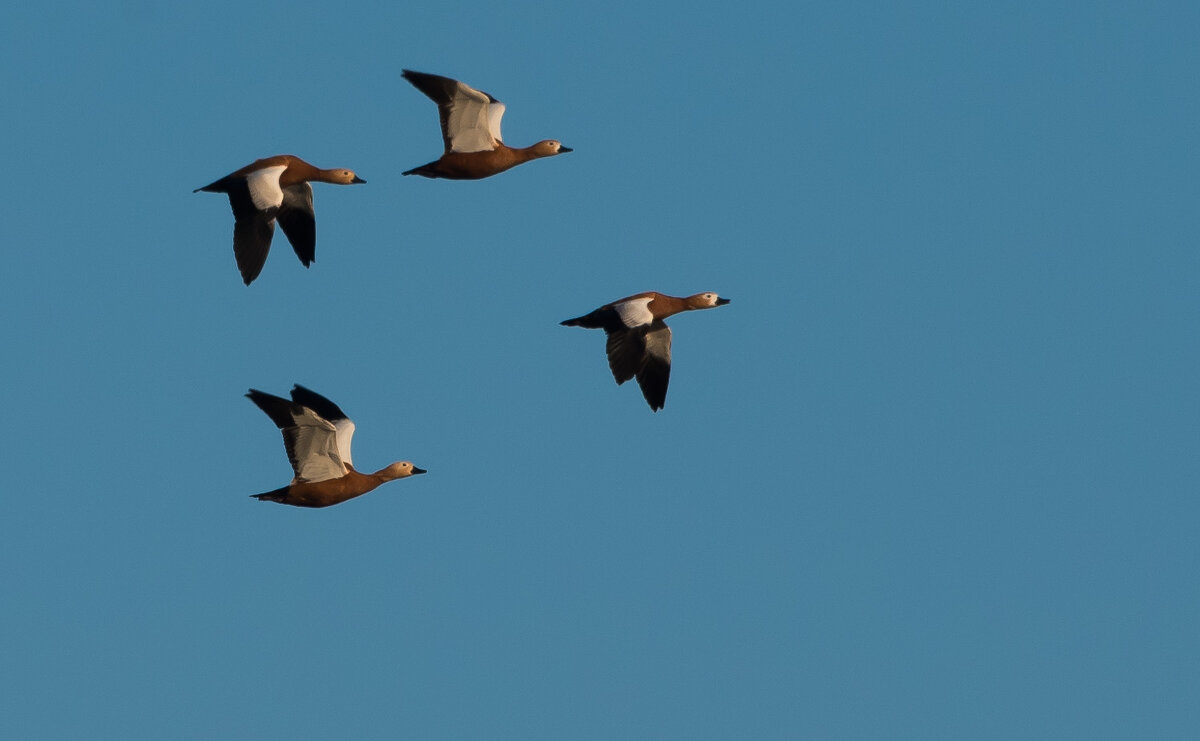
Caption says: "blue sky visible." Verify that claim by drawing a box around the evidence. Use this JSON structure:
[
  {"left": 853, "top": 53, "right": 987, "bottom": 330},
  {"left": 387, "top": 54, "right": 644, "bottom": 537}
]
[{"left": 2, "top": 1, "right": 1198, "bottom": 738}]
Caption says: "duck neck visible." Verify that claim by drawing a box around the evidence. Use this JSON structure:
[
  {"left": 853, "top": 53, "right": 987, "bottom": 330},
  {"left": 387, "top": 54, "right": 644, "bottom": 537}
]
[
  {"left": 650, "top": 294, "right": 688, "bottom": 320},
  {"left": 510, "top": 145, "right": 549, "bottom": 164},
  {"left": 370, "top": 466, "right": 404, "bottom": 483}
]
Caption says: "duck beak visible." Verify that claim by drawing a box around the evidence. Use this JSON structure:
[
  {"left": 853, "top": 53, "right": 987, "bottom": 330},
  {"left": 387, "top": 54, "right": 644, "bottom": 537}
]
[
  {"left": 352, "top": 176, "right": 366, "bottom": 184},
  {"left": 411, "top": 466, "right": 428, "bottom": 475},
  {"left": 716, "top": 297, "right": 731, "bottom": 305},
  {"left": 559, "top": 145, "right": 573, "bottom": 153}
]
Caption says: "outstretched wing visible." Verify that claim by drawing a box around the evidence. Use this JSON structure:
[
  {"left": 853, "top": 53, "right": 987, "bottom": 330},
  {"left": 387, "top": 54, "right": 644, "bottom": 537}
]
[
  {"left": 246, "top": 389, "right": 349, "bottom": 482},
  {"left": 635, "top": 322, "right": 672, "bottom": 412},
  {"left": 277, "top": 183, "right": 316, "bottom": 268},
  {"left": 224, "top": 179, "right": 278, "bottom": 285},
  {"left": 402, "top": 69, "right": 502, "bottom": 153},
  {"left": 289, "top": 385, "right": 356, "bottom": 469}
]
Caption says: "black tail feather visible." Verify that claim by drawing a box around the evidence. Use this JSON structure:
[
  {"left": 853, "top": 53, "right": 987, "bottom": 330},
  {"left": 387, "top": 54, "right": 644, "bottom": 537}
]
[
  {"left": 401, "top": 163, "right": 438, "bottom": 178},
  {"left": 251, "top": 486, "right": 289, "bottom": 503},
  {"left": 561, "top": 307, "right": 620, "bottom": 331}
]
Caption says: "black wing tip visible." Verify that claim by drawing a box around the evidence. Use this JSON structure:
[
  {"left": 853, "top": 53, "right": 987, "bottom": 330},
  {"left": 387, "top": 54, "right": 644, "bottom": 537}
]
[
  {"left": 289, "top": 385, "right": 349, "bottom": 422},
  {"left": 290, "top": 384, "right": 323, "bottom": 399},
  {"left": 639, "top": 375, "right": 668, "bottom": 411},
  {"left": 402, "top": 70, "right": 465, "bottom": 108},
  {"left": 636, "top": 360, "right": 671, "bottom": 413},
  {"left": 237, "top": 257, "right": 263, "bottom": 285},
  {"left": 246, "top": 387, "right": 285, "bottom": 401},
  {"left": 642, "top": 392, "right": 667, "bottom": 412},
  {"left": 402, "top": 68, "right": 446, "bottom": 81},
  {"left": 401, "top": 69, "right": 444, "bottom": 90},
  {"left": 246, "top": 389, "right": 297, "bottom": 429},
  {"left": 246, "top": 387, "right": 280, "bottom": 402}
]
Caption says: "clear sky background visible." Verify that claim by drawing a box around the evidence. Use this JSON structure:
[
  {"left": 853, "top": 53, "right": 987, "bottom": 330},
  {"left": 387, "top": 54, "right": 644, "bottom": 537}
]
[{"left": 1, "top": 1, "right": 1198, "bottom": 738}]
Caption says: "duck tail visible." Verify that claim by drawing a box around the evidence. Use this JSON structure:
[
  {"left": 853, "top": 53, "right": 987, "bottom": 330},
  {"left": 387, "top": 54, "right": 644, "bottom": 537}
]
[
  {"left": 560, "top": 309, "right": 613, "bottom": 330},
  {"left": 251, "top": 486, "right": 288, "bottom": 503},
  {"left": 401, "top": 163, "right": 438, "bottom": 178},
  {"left": 193, "top": 177, "right": 229, "bottom": 193}
]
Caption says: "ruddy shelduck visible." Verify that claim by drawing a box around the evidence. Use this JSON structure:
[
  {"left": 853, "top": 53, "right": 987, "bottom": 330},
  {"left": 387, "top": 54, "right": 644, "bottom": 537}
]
[
  {"left": 195, "top": 155, "right": 365, "bottom": 285},
  {"left": 246, "top": 385, "right": 425, "bottom": 508},
  {"left": 401, "top": 70, "right": 572, "bottom": 179},
  {"left": 561, "top": 292, "right": 731, "bottom": 412}
]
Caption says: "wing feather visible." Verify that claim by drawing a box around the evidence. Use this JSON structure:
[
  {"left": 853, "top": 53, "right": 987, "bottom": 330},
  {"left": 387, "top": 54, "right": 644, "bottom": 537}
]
[
  {"left": 605, "top": 327, "right": 647, "bottom": 385},
  {"left": 635, "top": 322, "right": 672, "bottom": 411},
  {"left": 277, "top": 183, "right": 316, "bottom": 267},
  {"left": 247, "top": 389, "right": 348, "bottom": 482},
  {"left": 402, "top": 70, "right": 500, "bottom": 153}
]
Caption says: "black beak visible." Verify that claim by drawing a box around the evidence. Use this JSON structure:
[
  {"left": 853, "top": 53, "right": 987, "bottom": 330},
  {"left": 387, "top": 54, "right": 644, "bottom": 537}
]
[
  {"left": 352, "top": 176, "right": 366, "bottom": 184},
  {"left": 716, "top": 297, "right": 731, "bottom": 305},
  {"left": 411, "top": 466, "right": 427, "bottom": 475},
  {"left": 559, "top": 146, "right": 573, "bottom": 153}
]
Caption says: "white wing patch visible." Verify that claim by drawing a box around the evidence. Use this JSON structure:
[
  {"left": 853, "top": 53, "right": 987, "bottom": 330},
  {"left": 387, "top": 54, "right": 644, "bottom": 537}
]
[
  {"left": 447, "top": 81, "right": 500, "bottom": 153},
  {"left": 486, "top": 101, "right": 506, "bottom": 144},
  {"left": 333, "top": 419, "right": 356, "bottom": 470},
  {"left": 288, "top": 407, "right": 346, "bottom": 483},
  {"left": 614, "top": 297, "right": 654, "bottom": 328},
  {"left": 245, "top": 165, "right": 287, "bottom": 211}
]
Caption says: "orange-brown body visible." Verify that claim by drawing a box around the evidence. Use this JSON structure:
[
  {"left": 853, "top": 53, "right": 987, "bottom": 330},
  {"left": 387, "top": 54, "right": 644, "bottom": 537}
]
[
  {"left": 246, "top": 386, "right": 424, "bottom": 509},
  {"left": 253, "top": 466, "right": 416, "bottom": 509},
  {"left": 401, "top": 70, "right": 570, "bottom": 180},
  {"left": 403, "top": 142, "right": 566, "bottom": 180},
  {"left": 562, "top": 291, "right": 730, "bottom": 412},
  {"left": 202, "top": 154, "right": 364, "bottom": 190},
  {"left": 567, "top": 292, "right": 725, "bottom": 327},
  {"left": 195, "top": 155, "right": 365, "bottom": 284}
]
